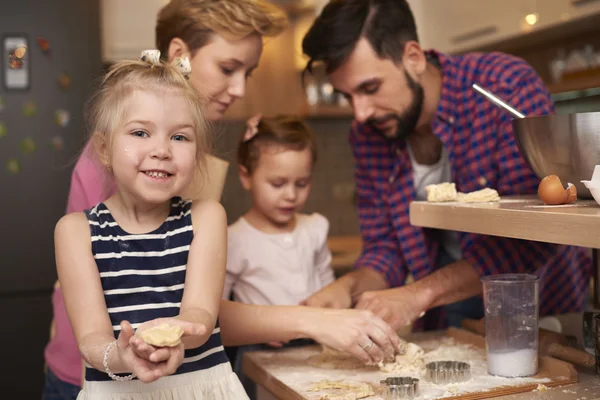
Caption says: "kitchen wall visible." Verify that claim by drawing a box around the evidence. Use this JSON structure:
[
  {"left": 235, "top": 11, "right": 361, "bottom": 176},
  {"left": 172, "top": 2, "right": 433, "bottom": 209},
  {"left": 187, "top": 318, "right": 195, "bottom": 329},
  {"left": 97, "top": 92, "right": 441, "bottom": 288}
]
[
  {"left": 213, "top": 117, "right": 361, "bottom": 236},
  {"left": 0, "top": 0, "right": 102, "bottom": 398}
]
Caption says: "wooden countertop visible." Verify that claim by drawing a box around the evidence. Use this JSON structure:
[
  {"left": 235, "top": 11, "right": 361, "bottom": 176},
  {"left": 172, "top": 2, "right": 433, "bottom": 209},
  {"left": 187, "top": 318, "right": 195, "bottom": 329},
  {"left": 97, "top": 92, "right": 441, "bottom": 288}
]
[
  {"left": 327, "top": 235, "right": 362, "bottom": 270},
  {"left": 409, "top": 196, "right": 600, "bottom": 249}
]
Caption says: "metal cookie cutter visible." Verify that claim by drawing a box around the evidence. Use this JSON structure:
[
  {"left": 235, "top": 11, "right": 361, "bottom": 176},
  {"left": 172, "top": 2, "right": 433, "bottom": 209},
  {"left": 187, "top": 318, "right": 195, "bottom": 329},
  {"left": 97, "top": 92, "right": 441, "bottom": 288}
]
[
  {"left": 380, "top": 377, "right": 419, "bottom": 399},
  {"left": 425, "top": 361, "right": 471, "bottom": 385}
]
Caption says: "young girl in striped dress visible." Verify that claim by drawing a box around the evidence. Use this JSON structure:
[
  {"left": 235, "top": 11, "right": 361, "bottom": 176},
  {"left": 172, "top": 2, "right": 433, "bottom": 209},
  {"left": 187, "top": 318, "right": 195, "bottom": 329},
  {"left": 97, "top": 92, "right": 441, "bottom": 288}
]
[{"left": 54, "top": 51, "right": 248, "bottom": 399}]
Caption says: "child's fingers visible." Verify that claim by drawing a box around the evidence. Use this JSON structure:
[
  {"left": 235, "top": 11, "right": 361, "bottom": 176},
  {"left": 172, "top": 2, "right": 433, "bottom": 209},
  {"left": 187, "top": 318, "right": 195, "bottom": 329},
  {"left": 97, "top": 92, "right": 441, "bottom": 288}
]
[
  {"left": 135, "top": 365, "right": 160, "bottom": 383},
  {"left": 149, "top": 348, "right": 171, "bottom": 363},
  {"left": 179, "top": 322, "right": 206, "bottom": 337},
  {"left": 118, "top": 321, "right": 133, "bottom": 348}
]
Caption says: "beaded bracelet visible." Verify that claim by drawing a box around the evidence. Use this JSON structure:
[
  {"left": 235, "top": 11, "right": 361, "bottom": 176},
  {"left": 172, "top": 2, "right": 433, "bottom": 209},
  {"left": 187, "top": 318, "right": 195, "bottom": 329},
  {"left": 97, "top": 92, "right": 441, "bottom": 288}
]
[{"left": 103, "top": 340, "right": 136, "bottom": 381}]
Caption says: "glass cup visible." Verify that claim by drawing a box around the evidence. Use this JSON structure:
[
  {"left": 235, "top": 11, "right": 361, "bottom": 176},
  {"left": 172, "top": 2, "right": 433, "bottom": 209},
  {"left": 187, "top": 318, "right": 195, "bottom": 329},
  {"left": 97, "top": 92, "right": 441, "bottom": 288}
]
[{"left": 482, "top": 274, "right": 539, "bottom": 377}]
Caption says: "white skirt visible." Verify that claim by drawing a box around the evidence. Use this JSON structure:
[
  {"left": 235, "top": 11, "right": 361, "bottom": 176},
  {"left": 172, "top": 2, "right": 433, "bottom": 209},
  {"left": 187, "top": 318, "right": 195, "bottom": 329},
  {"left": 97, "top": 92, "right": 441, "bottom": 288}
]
[{"left": 76, "top": 362, "right": 249, "bottom": 400}]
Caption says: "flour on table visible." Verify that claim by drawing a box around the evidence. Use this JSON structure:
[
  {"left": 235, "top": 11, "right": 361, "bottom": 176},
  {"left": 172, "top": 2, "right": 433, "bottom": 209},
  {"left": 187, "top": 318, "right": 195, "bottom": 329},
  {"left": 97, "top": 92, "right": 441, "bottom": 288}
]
[
  {"left": 307, "top": 380, "right": 374, "bottom": 400},
  {"left": 307, "top": 347, "right": 374, "bottom": 370}
]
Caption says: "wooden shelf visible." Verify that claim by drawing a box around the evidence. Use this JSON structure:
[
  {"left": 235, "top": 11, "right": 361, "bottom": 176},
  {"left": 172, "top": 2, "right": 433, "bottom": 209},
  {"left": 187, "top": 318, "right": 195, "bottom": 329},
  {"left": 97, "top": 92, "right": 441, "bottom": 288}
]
[
  {"left": 547, "top": 74, "right": 600, "bottom": 94},
  {"left": 409, "top": 195, "right": 600, "bottom": 249}
]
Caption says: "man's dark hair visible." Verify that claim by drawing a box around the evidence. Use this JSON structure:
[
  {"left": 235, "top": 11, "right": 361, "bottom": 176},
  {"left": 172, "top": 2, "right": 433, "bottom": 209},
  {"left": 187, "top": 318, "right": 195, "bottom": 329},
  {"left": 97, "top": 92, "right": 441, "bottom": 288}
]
[{"left": 302, "top": 0, "right": 418, "bottom": 74}]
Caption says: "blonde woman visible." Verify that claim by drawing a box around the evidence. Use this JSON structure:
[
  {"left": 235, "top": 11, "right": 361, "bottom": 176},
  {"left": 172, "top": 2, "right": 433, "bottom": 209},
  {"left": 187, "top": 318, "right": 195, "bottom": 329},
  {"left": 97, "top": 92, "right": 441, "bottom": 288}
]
[{"left": 43, "top": 1, "right": 401, "bottom": 399}]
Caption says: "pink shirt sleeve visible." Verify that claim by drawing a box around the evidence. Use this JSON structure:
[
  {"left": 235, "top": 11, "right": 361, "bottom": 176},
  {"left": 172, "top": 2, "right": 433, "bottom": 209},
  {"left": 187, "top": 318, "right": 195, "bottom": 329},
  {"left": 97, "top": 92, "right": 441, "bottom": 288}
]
[
  {"left": 66, "top": 141, "right": 116, "bottom": 213},
  {"left": 46, "top": 140, "right": 117, "bottom": 386}
]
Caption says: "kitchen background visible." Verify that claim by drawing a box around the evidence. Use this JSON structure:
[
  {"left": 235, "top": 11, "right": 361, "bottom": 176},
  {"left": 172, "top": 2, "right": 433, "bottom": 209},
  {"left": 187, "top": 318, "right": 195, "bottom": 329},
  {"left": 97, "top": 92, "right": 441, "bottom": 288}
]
[{"left": 2, "top": 0, "right": 600, "bottom": 397}]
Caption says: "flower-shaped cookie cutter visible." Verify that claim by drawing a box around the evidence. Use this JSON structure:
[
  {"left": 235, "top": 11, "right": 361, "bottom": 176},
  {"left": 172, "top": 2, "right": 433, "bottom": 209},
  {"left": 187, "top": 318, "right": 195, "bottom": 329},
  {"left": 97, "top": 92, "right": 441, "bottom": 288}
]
[
  {"left": 425, "top": 361, "right": 471, "bottom": 385},
  {"left": 380, "top": 377, "right": 419, "bottom": 399}
]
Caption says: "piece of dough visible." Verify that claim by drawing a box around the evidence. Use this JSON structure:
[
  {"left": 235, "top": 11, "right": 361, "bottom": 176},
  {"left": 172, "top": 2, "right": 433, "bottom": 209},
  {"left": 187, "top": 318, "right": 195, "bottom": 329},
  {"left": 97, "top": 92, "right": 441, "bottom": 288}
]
[
  {"left": 425, "top": 182, "right": 457, "bottom": 202},
  {"left": 307, "top": 380, "right": 374, "bottom": 400},
  {"left": 138, "top": 324, "right": 184, "bottom": 347},
  {"left": 457, "top": 188, "right": 500, "bottom": 203},
  {"left": 378, "top": 342, "right": 425, "bottom": 374}
]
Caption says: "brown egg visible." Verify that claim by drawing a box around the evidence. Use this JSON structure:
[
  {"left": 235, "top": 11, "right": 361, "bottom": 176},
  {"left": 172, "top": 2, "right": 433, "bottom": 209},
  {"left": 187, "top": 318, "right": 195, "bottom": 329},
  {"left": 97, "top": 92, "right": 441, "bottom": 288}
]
[{"left": 538, "top": 175, "right": 577, "bottom": 205}]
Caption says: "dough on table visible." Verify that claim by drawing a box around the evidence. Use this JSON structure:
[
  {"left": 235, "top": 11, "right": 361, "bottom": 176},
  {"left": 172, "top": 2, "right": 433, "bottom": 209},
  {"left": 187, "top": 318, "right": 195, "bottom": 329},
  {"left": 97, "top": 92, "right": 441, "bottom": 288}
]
[
  {"left": 457, "top": 187, "right": 500, "bottom": 202},
  {"left": 378, "top": 342, "right": 425, "bottom": 374},
  {"left": 138, "top": 324, "right": 184, "bottom": 347},
  {"left": 425, "top": 182, "right": 500, "bottom": 203},
  {"left": 425, "top": 182, "right": 457, "bottom": 202},
  {"left": 307, "top": 380, "right": 374, "bottom": 400}
]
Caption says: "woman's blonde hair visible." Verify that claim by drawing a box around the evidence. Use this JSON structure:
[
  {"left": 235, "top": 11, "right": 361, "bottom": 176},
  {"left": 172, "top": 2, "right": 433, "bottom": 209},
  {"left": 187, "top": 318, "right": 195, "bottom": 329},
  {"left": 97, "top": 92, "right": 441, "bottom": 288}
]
[
  {"left": 156, "top": 0, "right": 288, "bottom": 57},
  {"left": 85, "top": 59, "right": 209, "bottom": 176}
]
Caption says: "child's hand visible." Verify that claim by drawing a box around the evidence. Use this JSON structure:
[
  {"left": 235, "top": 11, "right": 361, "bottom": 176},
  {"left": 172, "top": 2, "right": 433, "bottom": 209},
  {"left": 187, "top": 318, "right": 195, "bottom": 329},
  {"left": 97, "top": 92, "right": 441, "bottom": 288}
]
[
  {"left": 116, "top": 321, "right": 170, "bottom": 383},
  {"left": 135, "top": 317, "right": 207, "bottom": 341}
]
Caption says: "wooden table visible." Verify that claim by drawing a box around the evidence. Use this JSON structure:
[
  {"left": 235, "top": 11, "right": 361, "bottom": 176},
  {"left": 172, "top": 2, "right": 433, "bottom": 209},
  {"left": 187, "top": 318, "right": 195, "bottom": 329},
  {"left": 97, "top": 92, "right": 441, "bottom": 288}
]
[
  {"left": 244, "top": 332, "right": 600, "bottom": 400},
  {"left": 409, "top": 196, "right": 600, "bottom": 308}
]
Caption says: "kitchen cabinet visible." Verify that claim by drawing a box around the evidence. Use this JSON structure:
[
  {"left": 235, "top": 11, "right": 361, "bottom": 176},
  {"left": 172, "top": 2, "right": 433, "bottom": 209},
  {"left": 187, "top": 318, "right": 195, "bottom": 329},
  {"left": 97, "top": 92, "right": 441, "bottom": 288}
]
[
  {"left": 565, "top": 0, "right": 600, "bottom": 20},
  {"left": 416, "top": 0, "right": 511, "bottom": 53},
  {"left": 100, "top": 0, "right": 167, "bottom": 61},
  {"left": 417, "top": 0, "right": 600, "bottom": 54}
]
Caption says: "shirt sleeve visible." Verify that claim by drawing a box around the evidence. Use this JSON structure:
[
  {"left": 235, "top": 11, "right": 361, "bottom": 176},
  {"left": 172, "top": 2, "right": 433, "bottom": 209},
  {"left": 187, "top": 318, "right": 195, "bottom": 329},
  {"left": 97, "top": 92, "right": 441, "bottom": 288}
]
[
  {"left": 311, "top": 213, "right": 335, "bottom": 287},
  {"left": 350, "top": 125, "right": 407, "bottom": 287},
  {"left": 222, "top": 229, "right": 247, "bottom": 300},
  {"left": 462, "top": 62, "right": 559, "bottom": 276},
  {"left": 66, "top": 142, "right": 115, "bottom": 213}
]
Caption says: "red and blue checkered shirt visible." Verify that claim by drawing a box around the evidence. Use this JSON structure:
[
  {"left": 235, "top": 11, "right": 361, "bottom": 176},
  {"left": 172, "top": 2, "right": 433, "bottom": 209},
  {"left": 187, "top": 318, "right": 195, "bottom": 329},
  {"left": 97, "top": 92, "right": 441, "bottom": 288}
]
[{"left": 350, "top": 50, "right": 592, "bottom": 319}]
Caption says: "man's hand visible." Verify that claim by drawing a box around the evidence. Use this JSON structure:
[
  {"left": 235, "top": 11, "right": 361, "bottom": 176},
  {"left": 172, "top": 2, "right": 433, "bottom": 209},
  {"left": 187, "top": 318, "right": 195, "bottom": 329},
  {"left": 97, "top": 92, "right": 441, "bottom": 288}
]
[{"left": 354, "top": 285, "right": 434, "bottom": 330}]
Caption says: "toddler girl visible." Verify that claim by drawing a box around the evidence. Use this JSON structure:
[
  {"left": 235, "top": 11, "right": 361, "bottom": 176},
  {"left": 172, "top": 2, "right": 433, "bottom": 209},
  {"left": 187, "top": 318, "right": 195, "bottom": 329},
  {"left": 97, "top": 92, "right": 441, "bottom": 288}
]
[
  {"left": 54, "top": 51, "right": 247, "bottom": 399},
  {"left": 222, "top": 115, "right": 335, "bottom": 398}
]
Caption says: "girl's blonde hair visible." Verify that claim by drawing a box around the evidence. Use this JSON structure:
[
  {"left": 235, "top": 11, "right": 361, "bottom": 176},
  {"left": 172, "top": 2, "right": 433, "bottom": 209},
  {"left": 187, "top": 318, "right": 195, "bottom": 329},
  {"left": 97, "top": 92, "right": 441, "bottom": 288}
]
[
  {"left": 85, "top": 59, "right": 209, "bottom": 175},
  {"left": 238, "top": 115, "right": 317, "bottom": 174},
  {"left": 156, "top": 0, "right": 288, "bottom": 57}
]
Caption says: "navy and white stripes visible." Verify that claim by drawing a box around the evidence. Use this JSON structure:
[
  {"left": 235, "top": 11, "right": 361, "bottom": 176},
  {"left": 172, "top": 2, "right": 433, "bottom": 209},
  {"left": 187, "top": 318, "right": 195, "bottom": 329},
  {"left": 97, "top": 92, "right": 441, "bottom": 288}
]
[{"left": 84, "top": 197, "right": 229, "bottom": 382}]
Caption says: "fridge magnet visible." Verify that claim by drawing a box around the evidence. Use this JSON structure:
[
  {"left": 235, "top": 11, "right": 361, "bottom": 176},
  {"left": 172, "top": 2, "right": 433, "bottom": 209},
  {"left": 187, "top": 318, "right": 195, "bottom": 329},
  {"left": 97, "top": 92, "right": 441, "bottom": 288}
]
[
  {"left": 0, "top": 121, "right": 6, "bottom": 138},
  {"left": 3, "top": 34, "right": 30, "bottom": 91},
  {"left": 19, "top": 137, "right": 36, "bottom": 154},
  {"left": 51, "top": 136, "right": 64, "bottom": 151},
  {"left": 58, "top": 72, "right": 70, "bottom": 91},
  {"left": 23, "top": 100, "right": 37, "bottom": 117},
  {"left": 55, "top": 109, "right": 70, "bottom": 127},
  {"left": 6, "top": 158, "right": 20, "bottom": 174},
  {"left": 36, "top": 37, "right": 52, "bottom": 60},
  {"left": 0, "top": 96, "right": 4, "bottom": 112}
]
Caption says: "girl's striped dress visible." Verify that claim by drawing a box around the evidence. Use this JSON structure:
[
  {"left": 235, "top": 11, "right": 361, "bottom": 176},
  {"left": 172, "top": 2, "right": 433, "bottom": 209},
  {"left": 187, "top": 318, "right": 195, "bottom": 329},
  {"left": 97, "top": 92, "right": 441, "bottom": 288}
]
[{"left": 77, "top": 197, "right": 248, "bottom": 400}]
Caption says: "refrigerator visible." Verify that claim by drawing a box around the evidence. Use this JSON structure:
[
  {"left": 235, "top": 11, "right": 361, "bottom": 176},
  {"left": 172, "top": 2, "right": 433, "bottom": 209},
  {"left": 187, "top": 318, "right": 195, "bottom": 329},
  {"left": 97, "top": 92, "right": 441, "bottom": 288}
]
[{"left": 0, "top": 0, "right": 102, "bottom": 397}]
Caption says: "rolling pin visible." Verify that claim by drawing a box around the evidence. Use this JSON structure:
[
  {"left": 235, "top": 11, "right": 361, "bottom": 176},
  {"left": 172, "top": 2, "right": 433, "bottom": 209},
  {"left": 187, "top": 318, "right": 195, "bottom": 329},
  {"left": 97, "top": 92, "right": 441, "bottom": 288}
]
[{"left": 461, "top": 318, "right": 596, "bottom": 368}]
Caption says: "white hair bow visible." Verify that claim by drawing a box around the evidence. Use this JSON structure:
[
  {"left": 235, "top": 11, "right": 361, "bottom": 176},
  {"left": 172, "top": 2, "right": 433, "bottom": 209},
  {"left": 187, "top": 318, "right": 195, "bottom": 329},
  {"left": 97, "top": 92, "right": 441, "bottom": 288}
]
[{"left": 140, "top": 49, "right": 191, "bottom": 79}]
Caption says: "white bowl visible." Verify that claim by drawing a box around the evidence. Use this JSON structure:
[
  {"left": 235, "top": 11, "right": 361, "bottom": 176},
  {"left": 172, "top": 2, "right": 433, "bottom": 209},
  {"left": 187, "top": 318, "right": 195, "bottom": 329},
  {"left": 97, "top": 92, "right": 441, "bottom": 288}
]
[
  {"left": 592, "top": 165, "right": 600, "bottom": 181},
  {"left": 581, "top": 180, "right": 600, "bottom": 206}
]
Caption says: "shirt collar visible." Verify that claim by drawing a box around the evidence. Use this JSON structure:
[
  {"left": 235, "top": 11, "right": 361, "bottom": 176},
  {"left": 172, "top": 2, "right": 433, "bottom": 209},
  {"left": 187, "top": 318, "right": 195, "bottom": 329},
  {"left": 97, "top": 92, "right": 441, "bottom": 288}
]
[{"left": 426, "top": 49, "right": 460, "bottom": 126}]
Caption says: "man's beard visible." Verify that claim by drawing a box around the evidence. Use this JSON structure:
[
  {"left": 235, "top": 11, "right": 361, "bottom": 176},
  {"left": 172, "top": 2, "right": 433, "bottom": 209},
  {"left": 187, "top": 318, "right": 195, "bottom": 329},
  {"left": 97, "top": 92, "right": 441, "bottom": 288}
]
[{"left": 367, "top": 69, "right": 424, "bottom": 141}]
